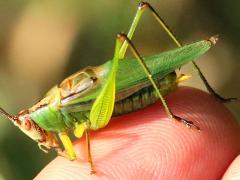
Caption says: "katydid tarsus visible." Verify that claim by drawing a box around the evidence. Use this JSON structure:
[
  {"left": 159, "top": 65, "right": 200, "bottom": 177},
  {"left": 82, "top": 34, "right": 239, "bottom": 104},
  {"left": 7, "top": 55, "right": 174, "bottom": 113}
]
[{"left": 0, "top": 1, "right": 235, "bottom": 174}]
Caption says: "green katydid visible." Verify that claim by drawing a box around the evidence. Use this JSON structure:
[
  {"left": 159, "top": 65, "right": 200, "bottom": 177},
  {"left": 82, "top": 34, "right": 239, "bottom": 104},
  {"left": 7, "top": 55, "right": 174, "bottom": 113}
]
[{"left": 0, "top": 1, "right": 235, "bottom": 174}]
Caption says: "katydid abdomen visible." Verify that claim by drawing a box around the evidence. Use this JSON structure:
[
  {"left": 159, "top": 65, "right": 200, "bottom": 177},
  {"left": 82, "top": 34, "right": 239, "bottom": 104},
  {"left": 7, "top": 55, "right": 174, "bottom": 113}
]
[{"left": 113, "top": 72, "right": 177, "bottom": 116}]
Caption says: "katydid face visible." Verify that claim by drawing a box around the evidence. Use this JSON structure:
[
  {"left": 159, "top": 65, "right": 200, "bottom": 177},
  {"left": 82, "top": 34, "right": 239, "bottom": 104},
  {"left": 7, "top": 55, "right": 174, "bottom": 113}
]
[
  {"left": 17, "top": 113, "right": 60, "bottom": 152},
  {"left": 17, "top": 114, "right": 46, "bottom": 143}
]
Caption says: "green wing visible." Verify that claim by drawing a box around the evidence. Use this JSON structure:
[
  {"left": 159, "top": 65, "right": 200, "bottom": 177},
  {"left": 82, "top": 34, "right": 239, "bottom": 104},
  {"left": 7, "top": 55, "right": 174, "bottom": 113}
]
[
  {"left": 58, "top": 39, "right": 213, "bottom": 112},
  {"left": 115, "top": 39, "right": 212, "bottom": 91}
]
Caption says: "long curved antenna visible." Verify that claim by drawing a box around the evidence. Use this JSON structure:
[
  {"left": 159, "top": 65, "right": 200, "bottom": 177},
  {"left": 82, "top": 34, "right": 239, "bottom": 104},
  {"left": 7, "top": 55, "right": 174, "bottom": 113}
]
[{"left": 0, "top": 107, "right": 20, "bottom": 124}]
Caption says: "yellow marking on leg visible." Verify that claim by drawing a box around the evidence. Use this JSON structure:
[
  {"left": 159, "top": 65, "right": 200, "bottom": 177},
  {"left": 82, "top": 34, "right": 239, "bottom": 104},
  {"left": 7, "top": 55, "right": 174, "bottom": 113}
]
[
  {"left": 58, "top": 132, "right": 77, "bottom": 160},
  {"left": 74, "top": 123, "right": 86, "bottom": 138},
  {"left": 176, "top": 74, "right": 191, "bottom": 84}
]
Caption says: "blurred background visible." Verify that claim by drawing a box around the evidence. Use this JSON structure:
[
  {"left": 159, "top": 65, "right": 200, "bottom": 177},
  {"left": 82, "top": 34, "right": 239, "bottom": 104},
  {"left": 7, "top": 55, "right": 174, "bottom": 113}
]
[{"left": 0, "top": 0, "right": 239, "bottom": 179}]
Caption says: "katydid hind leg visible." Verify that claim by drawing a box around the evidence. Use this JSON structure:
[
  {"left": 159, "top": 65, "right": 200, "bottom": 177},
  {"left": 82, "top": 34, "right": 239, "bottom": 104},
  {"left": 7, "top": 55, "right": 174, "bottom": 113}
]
[
  {"left": 118, "top": 33, "right": 200, "bottom": 131},
  {"left": 119, "top": 1, "right": 182, "bottom": 59},
  {"left": 191, "top": 61, "right": 237, "bottom": 103},
  {"left": 120, "top": 1, "right": 237, "bottom": 103}
]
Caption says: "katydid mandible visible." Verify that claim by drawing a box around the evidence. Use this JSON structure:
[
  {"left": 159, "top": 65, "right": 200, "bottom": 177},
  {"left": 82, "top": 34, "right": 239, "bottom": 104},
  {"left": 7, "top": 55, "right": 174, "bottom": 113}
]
[{"left": 0, "top": 1, "right": 234, "bottom": 174}]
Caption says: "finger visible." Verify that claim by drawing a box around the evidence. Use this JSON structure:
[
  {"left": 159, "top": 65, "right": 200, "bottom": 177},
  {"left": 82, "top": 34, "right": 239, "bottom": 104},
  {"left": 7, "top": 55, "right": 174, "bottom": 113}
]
[
  {"left": 35, "top": 87, "right": 240, "bottom": 180},
  {"left": 222, "top": 155, "right": 240, "bottom": 179}
]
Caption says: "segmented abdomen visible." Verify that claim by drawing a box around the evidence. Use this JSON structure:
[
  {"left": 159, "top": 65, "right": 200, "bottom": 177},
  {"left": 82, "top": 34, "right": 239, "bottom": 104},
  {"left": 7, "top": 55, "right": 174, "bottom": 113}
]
[{"left": 113, "top": 72, "right": 177, "bottom": 116}]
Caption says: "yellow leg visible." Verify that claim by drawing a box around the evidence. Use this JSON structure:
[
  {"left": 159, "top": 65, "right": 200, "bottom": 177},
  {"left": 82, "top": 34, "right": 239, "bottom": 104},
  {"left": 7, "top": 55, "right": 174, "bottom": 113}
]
[
  {"left": 58, "top": 131, "right": 77, "bottom": 160},
  {"left": 74, "top": 123, "right": 85, "bottom": 138}
]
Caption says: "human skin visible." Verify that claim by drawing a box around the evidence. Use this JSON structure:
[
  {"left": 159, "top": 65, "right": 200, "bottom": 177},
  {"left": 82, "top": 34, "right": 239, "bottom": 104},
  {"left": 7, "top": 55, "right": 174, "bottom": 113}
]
[{"left": 34, "top": 87, "right": 240, "bottom": 180}]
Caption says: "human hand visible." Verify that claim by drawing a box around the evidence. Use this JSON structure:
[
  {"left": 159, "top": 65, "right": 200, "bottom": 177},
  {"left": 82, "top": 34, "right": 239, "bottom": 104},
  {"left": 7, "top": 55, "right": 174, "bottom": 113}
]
[{"left": 35, "top": 87, "right": 240, "bottom": 180}]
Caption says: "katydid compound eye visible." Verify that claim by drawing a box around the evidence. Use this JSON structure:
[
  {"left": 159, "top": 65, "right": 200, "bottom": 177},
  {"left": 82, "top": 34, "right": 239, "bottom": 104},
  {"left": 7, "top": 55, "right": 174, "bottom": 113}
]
[{"left": 23, "top": 120, "right": 31, "bottom": 130}]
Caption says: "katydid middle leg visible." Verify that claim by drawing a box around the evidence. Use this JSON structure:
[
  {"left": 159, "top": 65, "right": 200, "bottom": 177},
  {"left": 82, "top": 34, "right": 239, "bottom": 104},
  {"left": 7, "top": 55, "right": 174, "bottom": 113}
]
[
  {"left": 85, "top": 128, "right": 95, "bottom": 174},
  {"left": 74, "top": 121, "right": 96, "bottom": 174},
  {"left": 118, "top": 33, "right": 200, "bottom": 130},
  {"left": 82, "top": 35, "right": 124, "bottom": 173},
  {"left": 120, "top": 1, "right": 237, "bottom": 103}
]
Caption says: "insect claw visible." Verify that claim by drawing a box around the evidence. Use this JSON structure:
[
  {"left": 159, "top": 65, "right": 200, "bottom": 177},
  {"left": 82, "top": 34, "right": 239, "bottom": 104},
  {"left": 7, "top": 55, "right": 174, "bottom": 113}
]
[
  {"left": 211, "top": 91, "right": 239, "bottom": 104},
  {"left": 38, "top": 144, "right": 49, "bottom": 153},
  {"left": 221, "top": 97, "right": 239, "bottom": 103},
  {"left": 56, "top": 148, "right": 67, "bottom": 158},
  {"left": 173, "top": 115, "right": 200, "bottom": 131},
  {"left": 90, "top": 170, "right": 96, "bottom": 175}
]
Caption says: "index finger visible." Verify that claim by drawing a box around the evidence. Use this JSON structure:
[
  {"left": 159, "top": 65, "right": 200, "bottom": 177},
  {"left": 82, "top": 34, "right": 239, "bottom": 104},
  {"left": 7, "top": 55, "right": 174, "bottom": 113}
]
[{"left": 35, "top": 87, "right": 240, "bottom": 179}]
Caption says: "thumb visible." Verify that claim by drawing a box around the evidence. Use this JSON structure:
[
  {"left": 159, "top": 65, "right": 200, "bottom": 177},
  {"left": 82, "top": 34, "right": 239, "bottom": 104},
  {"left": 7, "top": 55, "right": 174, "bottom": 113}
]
[{"left": 222, "top": 155, "right": 240, "bottom": 179}]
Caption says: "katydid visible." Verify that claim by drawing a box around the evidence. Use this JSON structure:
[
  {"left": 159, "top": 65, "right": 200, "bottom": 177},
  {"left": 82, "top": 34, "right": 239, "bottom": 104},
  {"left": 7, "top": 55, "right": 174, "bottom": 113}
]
[{"left": 0, "top": 1, "right": 234, "bottom": 174}]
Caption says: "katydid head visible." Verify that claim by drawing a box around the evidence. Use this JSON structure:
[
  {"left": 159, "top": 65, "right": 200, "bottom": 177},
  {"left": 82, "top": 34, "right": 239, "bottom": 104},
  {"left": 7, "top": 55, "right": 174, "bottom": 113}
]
[
  {"left": 0, "top": 107, "right": 59, "bottom": 152},
  {"left": 0, "top": 107, "right": 46, "bottom": 141}
]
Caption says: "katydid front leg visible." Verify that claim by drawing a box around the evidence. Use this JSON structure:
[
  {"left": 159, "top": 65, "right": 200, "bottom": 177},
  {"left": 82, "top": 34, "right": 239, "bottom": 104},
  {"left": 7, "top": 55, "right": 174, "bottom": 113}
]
[
  {"left": 58, "top": 132, "right": 77, "bottom": 160},
  {"left": 120, "top": 1, "right": 237, "bottom": 103}
]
